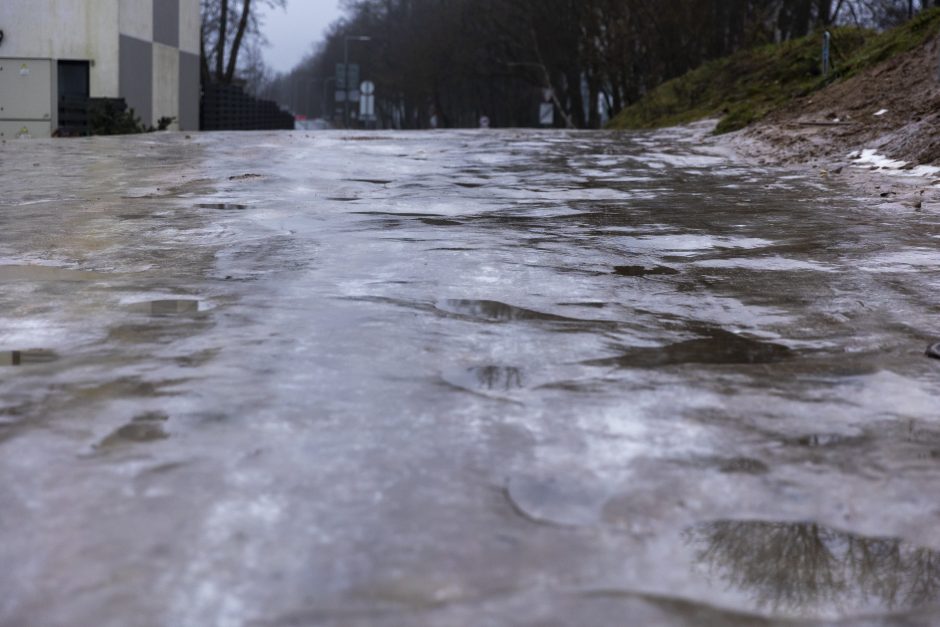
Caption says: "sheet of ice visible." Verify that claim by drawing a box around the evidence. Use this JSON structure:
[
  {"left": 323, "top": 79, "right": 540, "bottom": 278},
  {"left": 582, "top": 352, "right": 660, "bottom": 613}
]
[{"left": 3, "top": 128, "right": 940, "bottom": 627}]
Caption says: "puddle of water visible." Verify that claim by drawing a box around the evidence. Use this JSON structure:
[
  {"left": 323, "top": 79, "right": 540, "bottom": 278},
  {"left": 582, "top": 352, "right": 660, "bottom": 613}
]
[
  {"left": 0, "top": 350, "right": 58, "bottom": 366},
  {"left": 717, "top": 457, "right": 770, "bottom": 474},
  {"left": 420, "top": 217, "right": 463, "bottom": 227},
  {"left": 687, "top": 519, "right": 940, "bottom": 616},
  {"left": 348, "top": 178, "right": 393, "bottom": 185},
  {"left": 0, "top": 265, "right": 108, "bottom": 281},
  {"left": 786, "top": 433, "right": 866, "bottom": 448},
  {"left": 96, "top": 412, "right": 169, "bottom": 450},
  {"left": 613, "top": 265, "right": 680, "bottom": 277},
  {"left": 195, "top": 203, "right": 248, "bottom": 211},
  {"left": 587, "top": 329, "right": 792, "bottom": 367},
  {"left": 442, "top": 365, "right": 525, "bottom": 393}
]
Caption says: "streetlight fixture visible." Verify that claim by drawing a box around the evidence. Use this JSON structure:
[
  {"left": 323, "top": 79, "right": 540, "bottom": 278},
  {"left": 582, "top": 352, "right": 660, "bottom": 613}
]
[{"left": 344, "top": 35, "right": 371, "bottom": 128}]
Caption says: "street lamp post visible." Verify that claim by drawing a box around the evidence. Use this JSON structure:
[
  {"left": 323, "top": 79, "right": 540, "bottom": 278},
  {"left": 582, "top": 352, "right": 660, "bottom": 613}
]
[
  {"left": 344, "top": 35, "right": 371, "bottom": 128},
  {"left": 323, "top": 76, "right": 335, "bottom": 122}
]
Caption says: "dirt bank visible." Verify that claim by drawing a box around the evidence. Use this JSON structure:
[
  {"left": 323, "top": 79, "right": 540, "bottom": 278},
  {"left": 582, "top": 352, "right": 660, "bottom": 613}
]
[{"left": 724, "top": 33, "right": 940, "bottom": 209}]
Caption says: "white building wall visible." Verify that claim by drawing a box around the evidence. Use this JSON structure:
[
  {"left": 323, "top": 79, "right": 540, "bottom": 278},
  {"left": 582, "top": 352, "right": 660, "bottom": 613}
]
[
  {"left": 1, "top": 0, "right": 205, "bottom": 133},
  {"left": 119, "top": 0, "right": 153, "bottom": 41},
  {"left": 153, "top": 42, "right": 180, "bottom": 129},
  {"left": 0, "top": 0, "right": 120, "bottom": 98},
  {"left": 89, "top": 0, "right": 121, "bottom": 97},
  {"left": 118, "top": 0, "right": 200, "bottom": 129},
  {"left": 179, "top": 0, "right": 200, "bottom": 56}
]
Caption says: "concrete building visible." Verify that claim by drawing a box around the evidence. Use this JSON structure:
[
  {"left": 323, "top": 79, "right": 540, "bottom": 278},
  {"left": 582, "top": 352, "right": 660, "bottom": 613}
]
[{"left": 0, "top": 0, "right": 199, "bottom": 138}]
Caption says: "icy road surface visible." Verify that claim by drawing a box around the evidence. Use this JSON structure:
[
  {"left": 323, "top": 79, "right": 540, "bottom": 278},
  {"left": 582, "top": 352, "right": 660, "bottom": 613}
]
[{"left": 2, "top": 128, "right": 940, "bottom": 626}]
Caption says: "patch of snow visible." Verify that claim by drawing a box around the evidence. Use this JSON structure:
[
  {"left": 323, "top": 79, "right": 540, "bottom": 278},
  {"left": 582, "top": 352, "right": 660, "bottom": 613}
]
[
  {"left": 851, "top": 148, "right": 940, "bottom": 178},
  {"left": 873, "top": 109, "right": 888, "bottom": 117}
]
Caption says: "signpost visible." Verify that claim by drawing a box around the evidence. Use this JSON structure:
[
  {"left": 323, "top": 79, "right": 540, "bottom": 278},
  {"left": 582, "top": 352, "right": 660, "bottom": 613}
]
[
  {"left": 539, "top": 103, "right": 554, "bottom": 126},
  {"left": 335, "top": 64, "right": 360, "bottom": 92},
  {"left": 540, "top": 88, "right": 554, "bottom": 127},
  {"left": 343, "top": 36, "right": 371, "bottom": 127},
  {"left": 359, "top": 80, "right": 376, "bottom": 124}
]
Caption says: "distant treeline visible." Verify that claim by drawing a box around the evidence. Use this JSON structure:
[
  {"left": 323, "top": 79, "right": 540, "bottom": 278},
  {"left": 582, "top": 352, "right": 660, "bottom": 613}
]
[{"left": 263, "top": 0, "right": 939, "bottom": 128}]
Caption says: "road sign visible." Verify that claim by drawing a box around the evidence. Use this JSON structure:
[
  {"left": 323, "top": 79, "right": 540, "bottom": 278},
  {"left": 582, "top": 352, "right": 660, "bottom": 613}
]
[
  {"left": 336, "top": 90, "right": 361, "bottom": 103},
  {"left": 360, "top": 93, "right": 375, "bottom": 118},
  {"left": 539, "top": 102, "right": 554, "bottom": 126},
  {"left": 361, "top": 80, "right": 375, "bottom": 96},
  {"left": 336, "top": 64, "right": 345, "bottom": 89},
  {"left": 335, "top": 64, "right": 360, "bottom": 90}
]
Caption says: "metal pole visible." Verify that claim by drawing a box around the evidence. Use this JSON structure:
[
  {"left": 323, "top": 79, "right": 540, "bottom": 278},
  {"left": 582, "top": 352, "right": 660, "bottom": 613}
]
[
  {"left": 822, "top": 31, "right": 831, "bottom": 78},
  {"left": 323, "top": 77, "right": 335, "bottom": 122},
  {"left": 343, "top": 38, "right": 350, "bottom": 128},
  {"left": 308, "top": 79, "right": 314, "bottom": 118},
  {"left": 342, "top": 36, "right": 371, "bottom": 129}
]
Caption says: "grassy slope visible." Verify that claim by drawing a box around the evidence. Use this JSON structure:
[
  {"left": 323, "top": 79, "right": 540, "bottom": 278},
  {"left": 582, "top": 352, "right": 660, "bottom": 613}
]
[{"left": 609, "top": 9, "right": 940, "bottom": 134}]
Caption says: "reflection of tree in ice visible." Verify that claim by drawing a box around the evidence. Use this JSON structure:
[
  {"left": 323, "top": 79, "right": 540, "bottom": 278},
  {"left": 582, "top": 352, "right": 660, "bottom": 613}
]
[
  {"left": 470, "top": 366, "right": 524, "bottom": 391},
  {"left": 688, "top": 521, "right": 940, "bottom": 614}
]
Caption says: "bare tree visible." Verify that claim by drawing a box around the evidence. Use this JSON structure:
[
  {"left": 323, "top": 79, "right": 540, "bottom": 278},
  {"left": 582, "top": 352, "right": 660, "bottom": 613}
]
[
  {"left": 201, "top": 0, "right": 286, "bottom": 85},
  {"left": 264, "top": 0, "right": 937, "bottom": 128}
]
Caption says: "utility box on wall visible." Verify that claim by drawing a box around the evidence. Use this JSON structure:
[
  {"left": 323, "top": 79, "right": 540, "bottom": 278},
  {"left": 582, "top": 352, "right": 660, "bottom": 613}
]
[{"left": 0, "top": 58, "right": 54, "bottom": 138}]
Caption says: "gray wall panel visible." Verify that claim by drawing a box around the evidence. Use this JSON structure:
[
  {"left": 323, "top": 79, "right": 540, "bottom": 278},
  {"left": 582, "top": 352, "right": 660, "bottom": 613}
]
[
  {"left": 119, "top": 35, "right": 153, "bottom": 125},
  {"left": 153, "top": 0, "right": 180, "bottom": 48},
  {"left": 178, "top": 51, "right": 200, "bottom": 130}
]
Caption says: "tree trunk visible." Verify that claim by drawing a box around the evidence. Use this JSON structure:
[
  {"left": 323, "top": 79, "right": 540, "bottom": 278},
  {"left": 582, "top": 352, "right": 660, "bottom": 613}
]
[
  {"left": 793, "top": 0, "right": 813, "bottom": 37},
  {"left": 225, "top": 0, "right": 252, "bottom": 83},
  {"left": 215, "top": 0, "right": 228, "bottom": 82},
  {"left": 200, "top": 27, "right": 211, "bottom": 83},
  {"left": 565, "top": 68, "right": 585, "bottom": 128},
  {"left": 816, "top": 0, "right": 832, "bottom": 26},
  {"left": 587, "top": 75, "right": 600, "bottom": 129}
]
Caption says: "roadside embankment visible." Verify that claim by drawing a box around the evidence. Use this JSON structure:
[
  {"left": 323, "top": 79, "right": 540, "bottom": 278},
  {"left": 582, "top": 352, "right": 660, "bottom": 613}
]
[
  {"left": 730, "top": 25, "right": 940, "bottom": 210},
  {"left": 611, "top": 9, "right": 940, "bottom": 208}
]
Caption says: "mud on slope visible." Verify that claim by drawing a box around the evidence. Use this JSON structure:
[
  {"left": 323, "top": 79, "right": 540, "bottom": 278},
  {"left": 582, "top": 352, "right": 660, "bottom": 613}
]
[{"left": 737, "top": 33, "right": 940, "bottom": 168}]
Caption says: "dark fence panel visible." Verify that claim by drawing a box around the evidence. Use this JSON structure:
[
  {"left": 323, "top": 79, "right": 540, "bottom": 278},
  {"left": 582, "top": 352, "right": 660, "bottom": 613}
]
[{"left": 201, "top": 84, "right": 294, "bottom": 131}]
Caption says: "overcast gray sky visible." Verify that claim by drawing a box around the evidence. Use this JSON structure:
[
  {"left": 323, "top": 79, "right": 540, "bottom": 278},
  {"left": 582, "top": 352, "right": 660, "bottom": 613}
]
[{"left": 260, "top": 1, "right": 345, "bottom": 74}]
